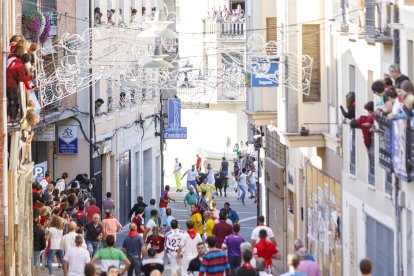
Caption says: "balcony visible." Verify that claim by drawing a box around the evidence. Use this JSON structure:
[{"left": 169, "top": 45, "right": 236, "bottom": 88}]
[
  {"left": 203, "top": 20, "right": 246, "bottom": 40},
  {"left": 334, "top": 0, "right": 392, "bottom": 43}
]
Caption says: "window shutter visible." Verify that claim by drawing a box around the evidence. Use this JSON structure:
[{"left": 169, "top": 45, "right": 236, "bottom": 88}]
[{"left": 302, "top": 24, "right": 321, "bottom": 102}]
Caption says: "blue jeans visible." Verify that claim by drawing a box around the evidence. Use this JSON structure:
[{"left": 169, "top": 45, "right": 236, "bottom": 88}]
[
  {"left": 248, "top": 183, "right": 256, "bottom": 197},
  {"left": 228, "top": 255, "right": 241, "bottom": 275},
  {"left": 127, "top": 255, "right": 142, "bottom": 276},
  {"left": 239, "top": 185, "right": 247, "bottom": 204},
  {"left": 47, "top": 249, "right": 64, "bottom": 274},
  {"left": 187, "top": 180, "right": 198, "bottom": 191},
  {"left": 86, "top": 240, "right": 100, "bottom": 257},
  {"left": 33, "top": 251, "right": 41, "bottom": 267}
]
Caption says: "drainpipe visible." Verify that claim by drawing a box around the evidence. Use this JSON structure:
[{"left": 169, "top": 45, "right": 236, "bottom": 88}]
[
  {"left": 2, "top": 0, "right": 9, "bottom": 271},
  {"left": 89, "top": 0, "right": 94, "bottom": 187},
  {"left": 393, "top": 0, "right": 400, "bottom": 65}
]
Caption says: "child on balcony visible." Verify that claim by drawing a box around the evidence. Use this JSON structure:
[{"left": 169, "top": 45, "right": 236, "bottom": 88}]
[
  {"left": 344, "top": 101, "right": 375, "bottom": 154},
  {"left": 20, "top": 109, "right": 39, "bottom": 165}
]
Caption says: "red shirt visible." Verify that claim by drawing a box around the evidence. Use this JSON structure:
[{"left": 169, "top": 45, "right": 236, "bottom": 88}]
[
  {"left": 356, "top": 115, "right": 374, "bottom": 148},
  {"left": 146, "top": 235, "right": 165, "bottom": 254},
  {"left": 159, "top": 191, "right": 169, "bottom": 208},
  {"left": 196, "top": 157, "right": 202, "bottom": 170},
  {"left": 86, "top": 204, "right": 101, "bottom": 223},
  {"left": 6, "top": 56, "right": 33, "bottom": 90},
  {"left": 254, "top": 238, "right": 278, "bottom": 267},
  {"left": 212, "top": 220, "right": 233, "bottom": 248}
]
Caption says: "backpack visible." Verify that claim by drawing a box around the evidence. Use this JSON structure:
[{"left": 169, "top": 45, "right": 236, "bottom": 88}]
[{"left": 73, "top": 211, "right": 86, "bottom": 227}]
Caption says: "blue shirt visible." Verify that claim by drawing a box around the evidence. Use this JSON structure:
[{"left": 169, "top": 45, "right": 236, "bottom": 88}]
[
  {"left": 144, "top": 205, "right": 157, "bottom": 225},
  {"left": 281, "top": 272, "right": 307, "bottom": 276},
  {"left": 227, "top": 209, "right": 239, "bottom": 224},
  {"left": 184, "top": 192, "right": 199, "bottom": 205},
  {"left": 163, "top": 215, "right": 176, "bottom": 229},
  {"left": 122, "top": 234, "right": 144, "bottom": 258}
]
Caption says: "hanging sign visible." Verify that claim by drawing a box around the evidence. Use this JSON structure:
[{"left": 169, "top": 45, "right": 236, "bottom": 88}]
[
  {"left": 58, "top": 126, "right": 78, "bottom": 154},
  {"left": 164, "top": 98, "right": 187, "bottom": 139}
]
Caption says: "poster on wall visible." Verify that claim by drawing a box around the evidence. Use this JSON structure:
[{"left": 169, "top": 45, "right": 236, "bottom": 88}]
[
  {"left": 164, "top": 98, "right": 187, "bottom": 139},
  {"left": 251, "top": 62, "right": 279, "bottom": 87},
  {"left": 378, "top": 116, "right": 393, "bottom": 172},
  {"left": 392, "top": 118, "right": 412, "bottom": 181},
  {"left": 33, "top": 161, "right": 47, "bottom": 182},
  {"left": 58, "top": 126, "right": 78, "bottom": 154}
]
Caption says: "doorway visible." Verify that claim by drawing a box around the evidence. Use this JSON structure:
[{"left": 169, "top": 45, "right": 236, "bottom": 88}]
[
  {"left": 118, "top": 151, "right": 131, "bottom": 225},
  {"left": 143, "top": 148, "right": 153, "bottom": 201}
]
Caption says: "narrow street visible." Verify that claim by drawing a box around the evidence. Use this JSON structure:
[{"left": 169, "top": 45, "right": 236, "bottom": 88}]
[{"left": 39, "top": 186, "right": 257, "bottom": 275}]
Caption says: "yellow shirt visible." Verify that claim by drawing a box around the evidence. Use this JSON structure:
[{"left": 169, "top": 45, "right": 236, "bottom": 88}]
[
  {"left": 191, "top": 212, "right": 203, "bottom": 235},
  {"left": 198, "top": 183, "right": 216, "bottom": 203},
  {"left": 205, "top": 218, "right": 215, "bottom": 237}
]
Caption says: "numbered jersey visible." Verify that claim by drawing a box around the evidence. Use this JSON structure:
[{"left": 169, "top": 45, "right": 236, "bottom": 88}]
[{"left": 165, "top": 229, "right": 185, "bottom": 254}]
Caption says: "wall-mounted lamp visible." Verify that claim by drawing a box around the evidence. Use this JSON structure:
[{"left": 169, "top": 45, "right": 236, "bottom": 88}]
[{"left": 300, "top": 123, "right": 340, "bottom": 136}]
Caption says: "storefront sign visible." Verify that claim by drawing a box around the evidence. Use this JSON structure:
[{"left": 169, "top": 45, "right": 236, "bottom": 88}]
[
  {"left": 251, "top": 62, "right": 279, "bottom": 87},
  {"left": 164, "top": 99, "right": 187, "bottom": 139},
  {"left": 58, "top": 125, "right": 78, "bottom": 154},
  {"left": 33, "top": 161, "right": 47, "bottom": 182},
  {"left": 33, "top": 124, "right": 56, "bottom": 141}
]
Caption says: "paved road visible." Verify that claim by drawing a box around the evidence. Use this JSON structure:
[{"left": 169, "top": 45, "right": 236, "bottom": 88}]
[{"left": 39, "top": 186, "right": 258, "bottom": 275}]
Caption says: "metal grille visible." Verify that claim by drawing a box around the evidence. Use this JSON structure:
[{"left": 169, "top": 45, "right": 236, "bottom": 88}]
[
  {"left": 368, "top": 135, "right": 375, "bottom": 185},
  {"left": 350, "top": 128, "right": 356, "bottom": 175},
  {"left": 385, "top": 172, "right": 393, "bottom": 195},
  {"left": 366, "top": 216, "right": 395, "bottom": 276}
]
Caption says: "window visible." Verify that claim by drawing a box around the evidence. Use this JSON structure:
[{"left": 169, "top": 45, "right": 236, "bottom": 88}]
[
  {"left": 107, "top": 79, "right": 113, "bottom": 113},
  {"left": 367, "top": 70, "right": 373, "bottom": 101},
  {"left": 385, "top": 172, "right": 393, "bottom": 195},
  {"left": 368, "top": 135, "right": 375, "bottom": 185},
  {"left": 302, "top": 24, "right": 321, "bottom": 102},
  {"left": 349, "top": 65, "right": 356, "bottom": 92},
  {"left": 266, "top": 17, "right": 277, "bottom": 55},
  {"left": 408, "top": 40, "right": 414, "bottom": 80},
  {"left": 350, "top": 128, "right": 356, "bottom": 175},
  {"left": 265, "top": 128, "right": 286, "bottom": 165},
  {"left": 366, "top": 216, "right": 394, "bottom": 276}
]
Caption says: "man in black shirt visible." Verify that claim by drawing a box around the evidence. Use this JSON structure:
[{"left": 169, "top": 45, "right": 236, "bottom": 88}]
[
  {"left": 235, "top": 249, "right": 257, "bottom": 276},
  {"left": 128, "top": 196, "right": 148, "bottom": 220},
  {"left": 84, "top": 213, "right": 103, "bottom": 257},
  {"left": 33, "top": 217, "right": 46, "bottom": 275},
  {"left": 142, "top": 248, "right": 164, "bottom": 276},
  {"left": 188, "top": 242, "right": 206, "bottom": 276},
  {"left": 389, "top": 64, "right": 410, "bottom": 89}
]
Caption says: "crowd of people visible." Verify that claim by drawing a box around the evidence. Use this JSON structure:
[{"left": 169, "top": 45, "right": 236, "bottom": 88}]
[
  {"left": 175, "top": 149, "right": 259, "bottom": 205},
  {"left": 206, "top": 4, "right": 245, "bottom": 22},
  {"left": 340, "top": 64, "right": 414, "bottom": 159}
]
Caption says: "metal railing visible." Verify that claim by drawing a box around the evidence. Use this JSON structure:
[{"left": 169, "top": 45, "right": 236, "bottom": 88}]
[{"left": 204, "top": 20, "right": 246, "bottom": 37}]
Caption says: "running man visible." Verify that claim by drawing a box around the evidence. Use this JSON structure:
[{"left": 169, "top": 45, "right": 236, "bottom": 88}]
[{"left": 173, "top": 158, "right": 183, "bottom": 192}]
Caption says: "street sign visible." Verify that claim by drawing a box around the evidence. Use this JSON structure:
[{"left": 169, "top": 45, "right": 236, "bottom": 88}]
[
  {"left": 251, "top": 62, "right": 279, "bottom": 87},
  {"left": 33, "top": 124, "right": 56, "bottom": 141},
  {"left": 33, "top": 161, "right": 47, "bottom": 182},
  {"left": 164, "top": 99, "right": 187, "bottom": 139},
  {"left": 58, "top": 126, "right": 78, "bottom": 154}
]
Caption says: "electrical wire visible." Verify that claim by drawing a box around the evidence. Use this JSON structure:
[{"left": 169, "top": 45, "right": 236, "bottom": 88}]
[{"left": 17, "top": 0, "right": 383, "bottom": 36}]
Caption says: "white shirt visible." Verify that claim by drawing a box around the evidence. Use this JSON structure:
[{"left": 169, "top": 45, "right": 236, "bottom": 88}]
[
  {"left": 174, "top": 162, "right": 182, "bottom": 174},
  {"left": 186, "top": 169, "right": 199, "bottom": 182},
  {"left": 214, "top": 218, "right": 232, "bottom": 225},
  {"left": 251, "top": 225, "right": 275, "bottom": 242},
  {"left": 206, "top": 169, "right": 216, "bottom": 184},
  {"left": 248, "top": 171, "right": 257, "bottom": 185},
  {"left": 39, "top": 178, "right": 49, "bottom": 190},
  {"left": 47, "top": 227, "right": 63, "bottom": 250},
  {"left": 61, "top": 232, "right": 87, "bottom": 253},
  {"left": 64, "top": 246, "right": 90, "bottom": 276},
  {"left": 165, "top": 229, "right": 186, "bottom": 254},
  {"left": 55, "top": 179, "right": 66, "bottom": 193},
  {"left": 146, "top": 218, "right": 158, "bottom": 237},
  {"left": 182, "top": 232, "right": 203, "bottom": 258},
  {"left": 239, "top": 173, "right": 247, "bottom": 187}
]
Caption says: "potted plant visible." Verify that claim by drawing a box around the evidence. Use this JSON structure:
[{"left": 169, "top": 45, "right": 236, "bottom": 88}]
[
  {"left": 22, "top": 10, "right": 46, "bottom": 43},
  {"left": 39, "top": 14, "right": 51, "bottom": 44}
]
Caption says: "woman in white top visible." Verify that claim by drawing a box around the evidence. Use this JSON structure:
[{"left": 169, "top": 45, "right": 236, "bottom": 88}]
[{"left": 46, "top": 217, "right": 64, "bottom": 275}]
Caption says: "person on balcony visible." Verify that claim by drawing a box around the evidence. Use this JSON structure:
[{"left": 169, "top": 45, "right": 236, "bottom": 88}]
[
  {"left": 6, "top": 44, "right": 34, "bottom": 124},
  {"left": 389, "top": 64, "right": 410, "bottom": 89},
  {"left": 340, "top": 91, "right": 356, "bottom": 121}
]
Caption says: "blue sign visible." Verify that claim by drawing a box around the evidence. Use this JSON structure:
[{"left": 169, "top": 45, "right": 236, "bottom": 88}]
[
  {"left": 164, "top": 99, "right": 187, "bottom": 139},
  {"left": 33, "top": 161, "right": 47, "bottom": 182},
  {"left": 251, "top": 62, "right": 279, "bottom": 87},
  {"left": 58, "top": 126, "right": 78, "bottom": 154}
]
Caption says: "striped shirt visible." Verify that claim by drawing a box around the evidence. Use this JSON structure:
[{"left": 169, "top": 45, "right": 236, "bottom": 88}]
[
  {"left": 199, "top": 249, "right": 230, "bottom": 276},
  {"left": 94, "top": 247, "right": 126, "bottom": 272}
]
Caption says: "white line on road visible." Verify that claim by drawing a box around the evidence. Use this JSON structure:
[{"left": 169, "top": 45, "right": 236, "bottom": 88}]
[{"left": 238, "top": 216, "right": 258, "bottom": 223}]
